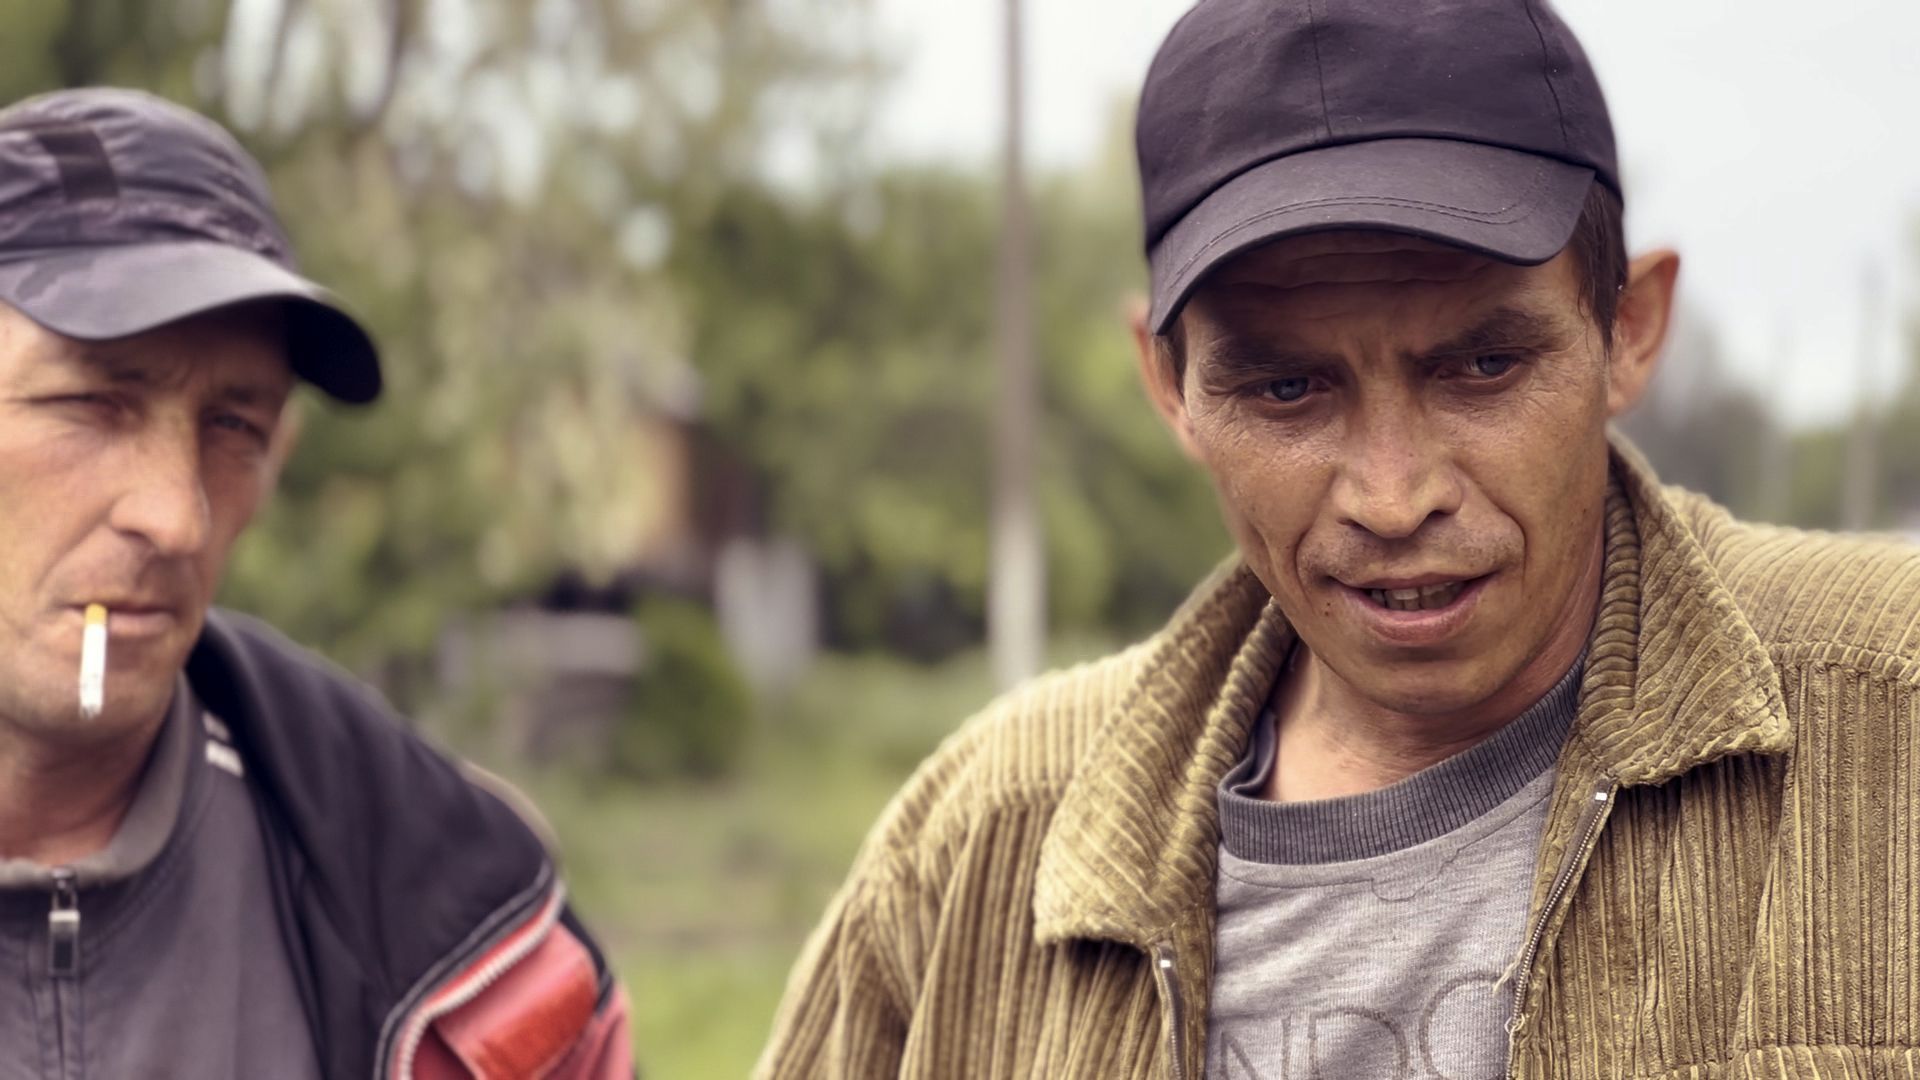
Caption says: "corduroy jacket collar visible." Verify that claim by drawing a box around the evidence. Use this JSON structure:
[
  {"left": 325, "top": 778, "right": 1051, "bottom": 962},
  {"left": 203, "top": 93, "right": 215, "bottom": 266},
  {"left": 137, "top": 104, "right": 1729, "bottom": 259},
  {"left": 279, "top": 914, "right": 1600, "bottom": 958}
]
[{"left": 1032, "top": 436, "right": 1795, "bottom": 950}]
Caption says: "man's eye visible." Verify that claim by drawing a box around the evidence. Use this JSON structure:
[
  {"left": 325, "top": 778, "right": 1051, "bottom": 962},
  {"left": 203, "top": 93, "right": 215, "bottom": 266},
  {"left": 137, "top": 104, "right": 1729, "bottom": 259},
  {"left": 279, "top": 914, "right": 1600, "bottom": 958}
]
[
  {"left": 33, "top": 393, "right": 124, "bottom": 418},
  {"left": 1465, "top": 355, "right": 1521, "bottom": 378},
  {"left": 211, "top": 414, "right": 268, "bottom": 442},
  {"left": 1263, "top": 377, "right": 1313, "bottom": 403}
]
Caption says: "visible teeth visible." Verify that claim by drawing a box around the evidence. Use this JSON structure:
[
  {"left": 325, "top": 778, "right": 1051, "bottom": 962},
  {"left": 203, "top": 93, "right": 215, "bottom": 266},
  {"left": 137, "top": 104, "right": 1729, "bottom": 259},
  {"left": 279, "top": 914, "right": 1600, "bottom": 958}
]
[{"left": 1366, "top": 580, "right": 1466, "bottom": 611}]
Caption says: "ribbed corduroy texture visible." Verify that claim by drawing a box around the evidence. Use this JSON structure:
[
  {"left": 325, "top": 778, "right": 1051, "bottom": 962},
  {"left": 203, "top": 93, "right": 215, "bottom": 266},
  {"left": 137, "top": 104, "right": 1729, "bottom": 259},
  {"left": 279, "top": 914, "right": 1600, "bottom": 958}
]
[{"left": 757, "top": 437, "right": 1920, "bottom": 1079}]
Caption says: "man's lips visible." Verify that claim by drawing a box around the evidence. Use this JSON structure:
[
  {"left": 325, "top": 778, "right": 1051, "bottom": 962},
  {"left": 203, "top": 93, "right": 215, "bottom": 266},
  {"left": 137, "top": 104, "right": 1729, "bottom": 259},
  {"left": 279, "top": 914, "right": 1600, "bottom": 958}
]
[
  {"left": 1330, "top": 572, "right": 1494, "bottom": 645},
  {"left": 1337, "top": 571, "right": 1483, "bottom": 591},
  {"left": 66, "top": 602, "right": 185, "bottom": 638}
]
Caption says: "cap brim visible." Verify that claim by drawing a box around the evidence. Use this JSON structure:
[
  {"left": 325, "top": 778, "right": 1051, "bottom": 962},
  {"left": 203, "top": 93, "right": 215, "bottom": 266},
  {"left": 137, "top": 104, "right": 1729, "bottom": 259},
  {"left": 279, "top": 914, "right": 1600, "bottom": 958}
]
[
  {"left": 0, "top": 240, "right": 382, "bottom": 404},
  {"left": 1147, "top": 138, "right": 1597, "bottom": 333}
]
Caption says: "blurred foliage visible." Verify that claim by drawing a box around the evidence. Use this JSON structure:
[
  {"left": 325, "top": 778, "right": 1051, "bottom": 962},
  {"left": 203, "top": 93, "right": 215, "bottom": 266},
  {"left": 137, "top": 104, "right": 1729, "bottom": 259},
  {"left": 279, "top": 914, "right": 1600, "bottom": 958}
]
[
  {"left": 617, "top": 597, "right": 753, "bottom": 778},
  {"left": 233, "top": 0, "right": 872, "bottom": 680},
  {"left": 483, "top": 636, "right": 1118, "bottom": 1079},
  {"left": 2, "top": 0, "right": 1224, "bottom": 691},
  {"left": 5, "top": 2, "right": 1916, "bottom": 682},
  {"left": 1623, "top": 291, "right": 1920, "bottom": 534},
  {"left": 1871, "top": 292, "right": 1920, "bottom": 524},
  {"left": 1617, "top": 308, "right": 1778, "bottom": 517},
  {"left": 676, "top": 116, "right": 1230, "bottom": 652}
]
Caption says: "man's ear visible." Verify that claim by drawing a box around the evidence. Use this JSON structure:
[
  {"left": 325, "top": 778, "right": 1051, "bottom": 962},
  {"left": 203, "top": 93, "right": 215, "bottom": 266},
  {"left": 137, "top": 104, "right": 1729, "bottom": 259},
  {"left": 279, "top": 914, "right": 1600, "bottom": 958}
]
[
  {"left": 1129, "top": 297, "right": 1203, "bottom": 461},
  {"left": 1606, "top": 249, "right": 1680, "bottom": 419}
]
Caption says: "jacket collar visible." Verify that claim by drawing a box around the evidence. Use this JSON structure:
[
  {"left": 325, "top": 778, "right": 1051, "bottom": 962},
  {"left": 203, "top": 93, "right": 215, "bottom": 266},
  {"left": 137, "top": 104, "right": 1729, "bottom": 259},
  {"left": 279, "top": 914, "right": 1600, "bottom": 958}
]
[
  {"left": 186, "top": 609, "right": 560, "bottom": 1079},
  {"left": 1566, "top": 439, "right": 1793, "bottom": 785},
  {"left": 1032, "top": 436, "right": 1793, "bottom": 948}
]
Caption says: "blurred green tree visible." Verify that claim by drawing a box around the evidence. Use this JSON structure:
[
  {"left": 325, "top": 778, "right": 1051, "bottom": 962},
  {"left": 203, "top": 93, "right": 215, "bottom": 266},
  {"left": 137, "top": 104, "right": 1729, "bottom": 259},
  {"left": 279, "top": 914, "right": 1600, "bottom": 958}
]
[
  {"left": 675, "top": 109, "right": 1229, "bottom": 655},
  {"left": 1, "top": 3, "right": 1228, "bottom": 690},
  {"left": 0, "top": 0, "right": 876, "bottom": 690},
  {"left": 1869, "top": 242, "right": 1920, "bottom": 529},
  {"left": 0, "top": 0, "right": 220, "bottom": 100},
  {"left": 616, "top": 597, "right": 752, "bottom": 778}
]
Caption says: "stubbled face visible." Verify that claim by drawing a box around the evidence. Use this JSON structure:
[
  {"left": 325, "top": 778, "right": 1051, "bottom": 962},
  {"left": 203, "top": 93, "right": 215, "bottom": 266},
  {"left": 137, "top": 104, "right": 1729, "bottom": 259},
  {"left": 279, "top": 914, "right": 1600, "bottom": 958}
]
[
  {"left": 0, "top": 302, "right": 292, "bottom": 747},
  {"left": 1171, "top": 233, "right": 1614, "bottom": 719}
]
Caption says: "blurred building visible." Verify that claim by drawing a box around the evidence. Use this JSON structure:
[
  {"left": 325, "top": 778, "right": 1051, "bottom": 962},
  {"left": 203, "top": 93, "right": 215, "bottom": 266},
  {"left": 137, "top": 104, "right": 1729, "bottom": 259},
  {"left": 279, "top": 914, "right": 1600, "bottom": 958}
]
[{"left": 437, "top": 370, "right": 820, "bottom": 761}]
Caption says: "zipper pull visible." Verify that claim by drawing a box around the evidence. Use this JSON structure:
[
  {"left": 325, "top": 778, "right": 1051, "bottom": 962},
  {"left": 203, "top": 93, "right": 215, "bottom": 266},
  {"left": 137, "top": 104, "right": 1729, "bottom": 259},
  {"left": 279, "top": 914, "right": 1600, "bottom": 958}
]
[
  {"left": 48, "top": 867, "right": 79, "bottom": 979},
  {"left": 1150, "top": 943, "right": 1189, "bottom": 1080}
]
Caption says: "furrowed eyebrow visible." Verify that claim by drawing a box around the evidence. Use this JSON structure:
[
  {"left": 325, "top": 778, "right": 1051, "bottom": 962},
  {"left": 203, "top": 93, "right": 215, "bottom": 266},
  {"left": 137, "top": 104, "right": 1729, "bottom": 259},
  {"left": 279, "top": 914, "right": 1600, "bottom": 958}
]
[
  {"left": 1421, "top": 307, "right": 1570, "bottom": 360},
  {"left": 57, "top": 349, "right": 289, "bottom": 409},
  {"left": 211, "top": 383, "right": 289, "bottom": 411},
  {"left": 1194, "top": 337, "right": 1345, "bottom": 392},
  {"left": 1191, "top": 306, "right": 1572, "bottom": 393},
  {"left": 70, "top": 348, "right": 163, "bottom": 387}
]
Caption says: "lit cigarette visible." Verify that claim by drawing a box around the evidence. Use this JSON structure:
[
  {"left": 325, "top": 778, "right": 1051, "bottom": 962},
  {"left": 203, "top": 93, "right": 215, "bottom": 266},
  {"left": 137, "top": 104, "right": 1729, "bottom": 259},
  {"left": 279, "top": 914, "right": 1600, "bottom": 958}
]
[{"left": 79, "top": 604, "right": 107, "bottom": 720}]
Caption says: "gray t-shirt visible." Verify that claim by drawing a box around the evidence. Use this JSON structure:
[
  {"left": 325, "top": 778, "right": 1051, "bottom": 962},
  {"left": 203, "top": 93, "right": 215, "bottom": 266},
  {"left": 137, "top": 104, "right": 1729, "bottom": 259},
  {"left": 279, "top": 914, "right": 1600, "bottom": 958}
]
[
  {"left": 1206, "top": 659, "right": 1580, "bottom": 1080},
  {"left": 0, "top": 679, "right": 320, "bottom": 1080}
]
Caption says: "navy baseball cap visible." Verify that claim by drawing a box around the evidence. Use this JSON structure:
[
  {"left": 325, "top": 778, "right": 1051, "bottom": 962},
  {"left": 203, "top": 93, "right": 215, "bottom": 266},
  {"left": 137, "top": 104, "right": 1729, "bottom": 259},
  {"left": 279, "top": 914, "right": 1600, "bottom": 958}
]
[
  {"left": 1138, "top": 0, "right": 1621, "bottom": 333},
  {"left": 0, "top": 88, "right": 381, "bottom": 403}
]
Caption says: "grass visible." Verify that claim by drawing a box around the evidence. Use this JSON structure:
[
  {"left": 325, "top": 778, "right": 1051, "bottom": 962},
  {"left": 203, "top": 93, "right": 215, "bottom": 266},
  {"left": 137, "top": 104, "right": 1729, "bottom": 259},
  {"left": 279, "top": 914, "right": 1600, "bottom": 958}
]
[{"left": 473, "top": 642, "right": 1115, "bottom": 1078}]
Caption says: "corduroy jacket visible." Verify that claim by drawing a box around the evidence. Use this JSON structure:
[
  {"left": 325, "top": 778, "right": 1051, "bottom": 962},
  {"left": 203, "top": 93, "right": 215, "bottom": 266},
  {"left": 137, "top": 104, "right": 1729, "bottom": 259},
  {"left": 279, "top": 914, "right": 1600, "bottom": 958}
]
[{"left": 758, "top": 440, "right": 1920, "bottom": 1079}]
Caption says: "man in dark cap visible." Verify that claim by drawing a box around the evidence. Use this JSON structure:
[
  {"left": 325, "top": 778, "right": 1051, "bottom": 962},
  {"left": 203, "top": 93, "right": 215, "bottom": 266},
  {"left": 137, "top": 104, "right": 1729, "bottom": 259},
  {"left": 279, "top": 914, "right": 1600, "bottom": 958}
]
[
  {"left": 760, "top": 1, "right": 1920, "bottom": 1077},
  {"left": 0, "top": 88, "right": 631, "bottom": 1078}
]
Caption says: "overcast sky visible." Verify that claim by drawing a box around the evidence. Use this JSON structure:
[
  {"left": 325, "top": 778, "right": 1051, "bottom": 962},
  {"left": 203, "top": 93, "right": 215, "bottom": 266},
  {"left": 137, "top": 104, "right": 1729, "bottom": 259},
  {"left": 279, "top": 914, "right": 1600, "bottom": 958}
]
[{"left": 868, "top": 0, "right": 1920, "bottom": 427}]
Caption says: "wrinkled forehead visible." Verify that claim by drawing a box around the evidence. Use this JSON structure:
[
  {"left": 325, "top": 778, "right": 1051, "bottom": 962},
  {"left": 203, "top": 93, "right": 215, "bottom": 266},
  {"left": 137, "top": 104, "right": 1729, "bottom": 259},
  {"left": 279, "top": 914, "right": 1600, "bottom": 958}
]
[
  {"left": 0, "top": 297, "right": 293, "bottom": 392},
  {"left": 0, "top": 297, "right": 73, "bottom": 367}
]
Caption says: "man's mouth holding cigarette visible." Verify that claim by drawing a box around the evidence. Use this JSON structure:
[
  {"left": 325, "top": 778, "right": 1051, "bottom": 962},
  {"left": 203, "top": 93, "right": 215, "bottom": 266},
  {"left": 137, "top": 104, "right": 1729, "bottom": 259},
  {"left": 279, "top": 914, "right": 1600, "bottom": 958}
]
[{"left": 65, "top": 597, "right": 190, "bottom": 722}]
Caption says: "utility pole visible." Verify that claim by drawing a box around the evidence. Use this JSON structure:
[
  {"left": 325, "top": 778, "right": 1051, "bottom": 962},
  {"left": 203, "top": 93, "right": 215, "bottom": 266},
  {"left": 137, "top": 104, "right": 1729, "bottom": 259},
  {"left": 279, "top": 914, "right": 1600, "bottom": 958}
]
[
  {"left": 1842, "top": 264, "right": 1882, "bottom": 532},
  {"left": 989, "top": 0, "right": 1044, "bottom": 688}
]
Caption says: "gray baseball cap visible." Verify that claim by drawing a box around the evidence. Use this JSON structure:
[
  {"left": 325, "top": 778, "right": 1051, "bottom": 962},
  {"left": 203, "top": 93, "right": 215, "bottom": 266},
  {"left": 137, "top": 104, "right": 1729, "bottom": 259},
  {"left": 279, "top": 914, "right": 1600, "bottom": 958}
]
[
  {"left": 1137, "top": 0, "right": 1621, "bottom": 334},
  {"left": 0, "top": 88, "right": 381, "bottom": 403}
]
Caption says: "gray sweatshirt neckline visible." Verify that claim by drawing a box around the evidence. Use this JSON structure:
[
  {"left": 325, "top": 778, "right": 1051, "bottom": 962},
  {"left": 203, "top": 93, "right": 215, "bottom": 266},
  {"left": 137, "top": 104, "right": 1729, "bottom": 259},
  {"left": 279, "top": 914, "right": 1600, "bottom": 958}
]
[{"left": 1218, "top": 654, "right": 1583, "bottom": 865}]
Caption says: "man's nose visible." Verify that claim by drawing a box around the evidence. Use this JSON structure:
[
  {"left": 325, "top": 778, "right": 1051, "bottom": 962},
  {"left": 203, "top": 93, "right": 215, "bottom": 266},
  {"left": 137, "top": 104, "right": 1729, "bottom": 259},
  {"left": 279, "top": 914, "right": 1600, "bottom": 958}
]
[
  {"left": 1330, "top": 402, "right": 1463, "bottom": 540},
  {"left": 109, "top": 424, "right": 212, "bottom": 558}
]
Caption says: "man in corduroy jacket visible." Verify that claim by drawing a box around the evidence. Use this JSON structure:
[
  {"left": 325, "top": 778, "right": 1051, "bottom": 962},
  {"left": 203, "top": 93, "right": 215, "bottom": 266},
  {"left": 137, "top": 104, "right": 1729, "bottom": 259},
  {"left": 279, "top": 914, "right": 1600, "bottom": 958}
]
[{"left": 759, "top": 0, "right": 1920, "bottom": 1077}]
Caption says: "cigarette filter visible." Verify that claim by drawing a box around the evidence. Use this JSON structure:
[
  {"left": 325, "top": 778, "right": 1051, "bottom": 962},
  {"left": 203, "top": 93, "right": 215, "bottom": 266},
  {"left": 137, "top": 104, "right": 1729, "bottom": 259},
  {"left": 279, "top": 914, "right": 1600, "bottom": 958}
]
[{"left": 79, "top": 604, "right": 107, "bottom": 720}]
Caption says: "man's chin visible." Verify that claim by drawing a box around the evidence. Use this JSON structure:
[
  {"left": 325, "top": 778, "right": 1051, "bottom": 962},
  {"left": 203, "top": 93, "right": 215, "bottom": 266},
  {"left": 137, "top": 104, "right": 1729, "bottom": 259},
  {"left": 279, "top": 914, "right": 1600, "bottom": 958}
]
[
  {"left": 1, "top": 648, "right": 184, "bottom": 742},
  {"left": 97, "top": 651, "right": 189, "bottom": 721},
  {"left": 1329, "top": 647, "right": 1507, "bottom": 718}
]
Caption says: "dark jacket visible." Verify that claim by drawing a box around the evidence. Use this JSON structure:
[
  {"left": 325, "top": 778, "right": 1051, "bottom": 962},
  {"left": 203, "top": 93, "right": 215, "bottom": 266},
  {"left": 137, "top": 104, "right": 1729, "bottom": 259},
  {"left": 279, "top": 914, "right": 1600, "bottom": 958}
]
[{"left": 188, "top": 610, "right": 630, "bottom": 1079}]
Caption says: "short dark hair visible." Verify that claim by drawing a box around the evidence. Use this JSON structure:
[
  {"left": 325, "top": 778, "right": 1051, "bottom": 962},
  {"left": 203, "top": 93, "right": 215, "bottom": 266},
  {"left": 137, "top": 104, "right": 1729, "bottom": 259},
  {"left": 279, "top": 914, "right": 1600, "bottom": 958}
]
[
  {"left": 1566, "top": 181, "right": 1627, "bottom": 346},
  {"left": 1157, "top": 180, "right": 1628, "bottom": 377}
]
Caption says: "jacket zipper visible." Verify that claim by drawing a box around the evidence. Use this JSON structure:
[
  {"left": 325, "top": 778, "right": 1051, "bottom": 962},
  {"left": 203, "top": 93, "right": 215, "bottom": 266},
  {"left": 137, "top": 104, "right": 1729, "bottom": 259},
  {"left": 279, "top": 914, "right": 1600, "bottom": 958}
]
[
  {"left": 48, "top": 867, "right": 80, "bottom": 978},
  {"left": 1149, "top": 942, "right": 1188, "bottom": 1080},
  {"left": 47, "top": 866, "right": 80, "bottom": 1078},
  {"left": 386, "top": 885, "right": 565, "bottom": 1078},
  {"left": 1505, "top": 775, "right": 1616, "bottom": 1078}
]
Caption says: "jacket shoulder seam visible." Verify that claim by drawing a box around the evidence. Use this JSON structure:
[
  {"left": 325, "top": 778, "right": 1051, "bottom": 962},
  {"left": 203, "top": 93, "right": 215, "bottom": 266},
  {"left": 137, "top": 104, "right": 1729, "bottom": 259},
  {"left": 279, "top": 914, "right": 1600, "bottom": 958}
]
[{"left": 1769, "top": 640, "right": 1920, "bottom": 688}]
